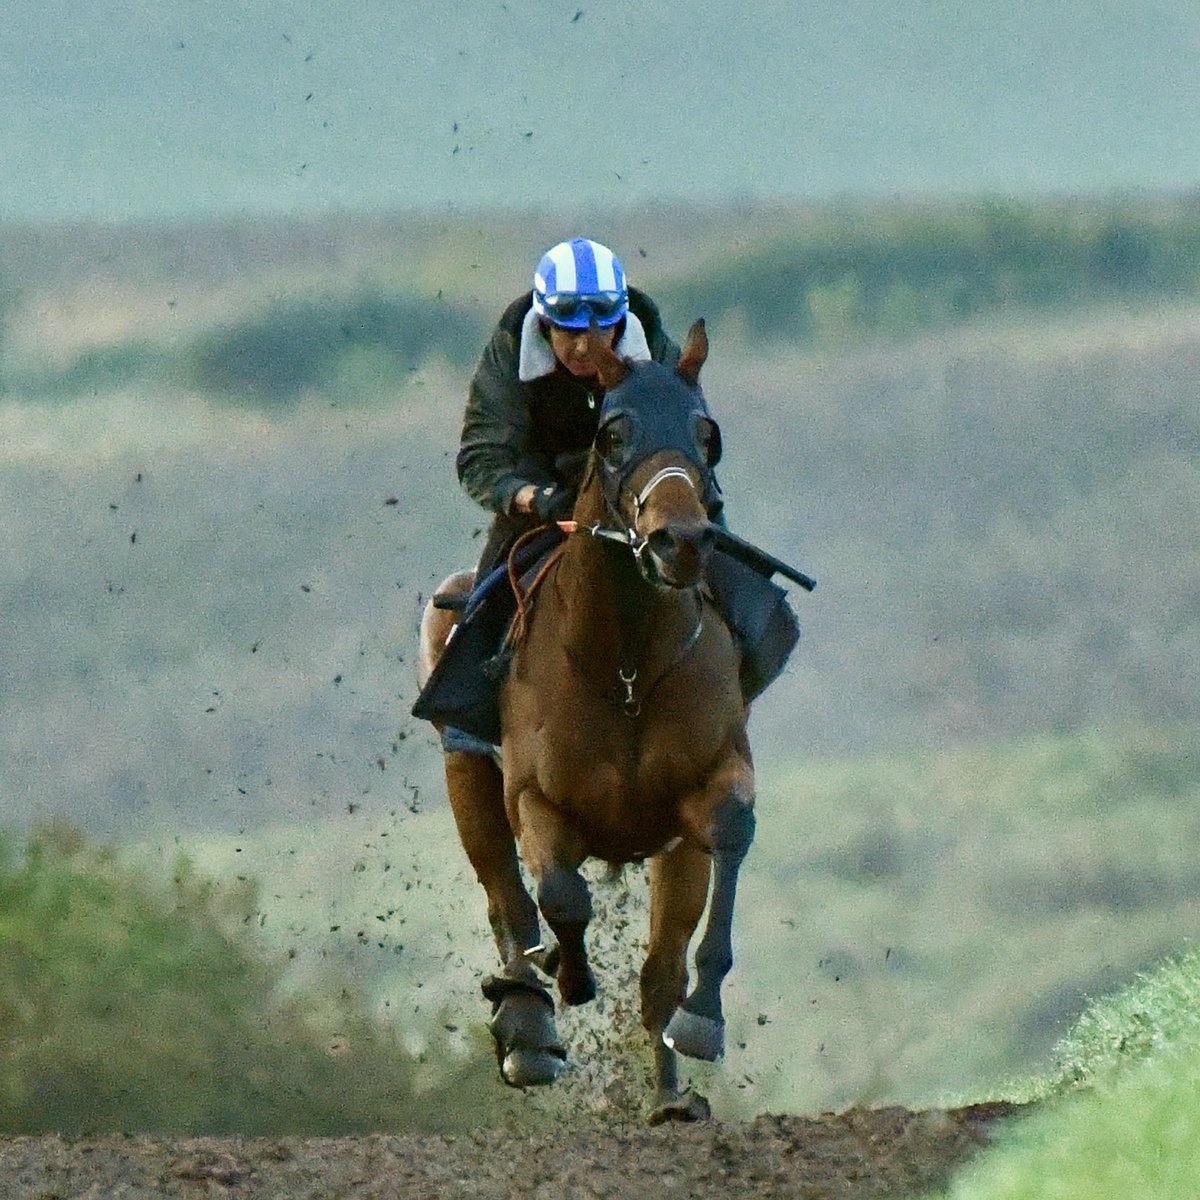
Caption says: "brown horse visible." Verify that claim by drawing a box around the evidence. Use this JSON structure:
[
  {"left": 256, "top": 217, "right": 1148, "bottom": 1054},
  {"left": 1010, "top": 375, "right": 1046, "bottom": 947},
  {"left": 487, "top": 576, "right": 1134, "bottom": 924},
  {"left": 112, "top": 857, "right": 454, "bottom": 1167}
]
[{"left": 418, "top": 321, "right": 756, "bottom": 1124}]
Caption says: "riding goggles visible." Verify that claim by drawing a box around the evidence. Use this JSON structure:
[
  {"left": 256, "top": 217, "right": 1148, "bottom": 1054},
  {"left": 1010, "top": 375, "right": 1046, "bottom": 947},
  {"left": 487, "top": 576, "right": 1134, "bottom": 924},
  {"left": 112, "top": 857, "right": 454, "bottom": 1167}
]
[{"left": 538, "top": 290, "right": 627, "bottom": 328}]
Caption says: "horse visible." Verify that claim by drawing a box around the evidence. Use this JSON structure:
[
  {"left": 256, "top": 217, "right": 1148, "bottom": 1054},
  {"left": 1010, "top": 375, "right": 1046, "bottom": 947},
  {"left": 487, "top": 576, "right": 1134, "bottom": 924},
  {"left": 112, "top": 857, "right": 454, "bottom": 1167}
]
[{"left": 417, "top": 320, "right": 757, "bottom": 1124}]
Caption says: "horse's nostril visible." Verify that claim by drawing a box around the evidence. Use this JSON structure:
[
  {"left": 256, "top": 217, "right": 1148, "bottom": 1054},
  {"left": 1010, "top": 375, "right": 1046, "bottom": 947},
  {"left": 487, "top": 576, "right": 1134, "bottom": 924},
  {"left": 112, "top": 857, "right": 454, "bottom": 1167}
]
[
  {"left": 646, "top": 528, "right": 677, "bottom": 562},
  {"left": 681, "top": 523, "right": 716, "bottom": 561}
]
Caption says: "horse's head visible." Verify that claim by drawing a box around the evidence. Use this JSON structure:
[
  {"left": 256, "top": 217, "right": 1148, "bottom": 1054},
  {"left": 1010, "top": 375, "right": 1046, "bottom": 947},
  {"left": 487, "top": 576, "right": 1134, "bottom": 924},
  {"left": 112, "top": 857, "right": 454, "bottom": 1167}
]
[{"left": 583, "top": 320, "right": 723, "bottom": 588}]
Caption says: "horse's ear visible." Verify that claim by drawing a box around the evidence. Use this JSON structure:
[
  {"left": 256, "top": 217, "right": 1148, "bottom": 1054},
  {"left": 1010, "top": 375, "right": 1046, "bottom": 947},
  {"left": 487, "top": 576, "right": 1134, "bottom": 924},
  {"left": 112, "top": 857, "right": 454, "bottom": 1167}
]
[
  {"left": 589, "top": 321, "right": 631, "bottom": 390},
  {"left": 677, "top": 319, "right": 708, "bottom": 386}
]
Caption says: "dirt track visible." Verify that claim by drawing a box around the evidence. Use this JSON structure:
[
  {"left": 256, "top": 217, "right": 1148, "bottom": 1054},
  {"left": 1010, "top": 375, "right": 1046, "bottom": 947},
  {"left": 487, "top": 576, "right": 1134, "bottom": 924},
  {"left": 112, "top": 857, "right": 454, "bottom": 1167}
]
[{"left": 0, "top": 1103, "right": 1021, "bottom": 1199}]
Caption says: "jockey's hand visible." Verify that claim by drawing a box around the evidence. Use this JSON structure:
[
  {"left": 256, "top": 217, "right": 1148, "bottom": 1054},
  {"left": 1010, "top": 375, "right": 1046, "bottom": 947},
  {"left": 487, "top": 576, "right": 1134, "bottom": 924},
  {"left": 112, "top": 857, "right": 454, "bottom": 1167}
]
[
  {"left": 512, "top": 483, "right": 539, "bottom": 514},
  {"left": 531, "top": 485, "right": 574, "bottom": 523},
  {"left": 553, "top": 450, "right": 590, "bottom": 485}
]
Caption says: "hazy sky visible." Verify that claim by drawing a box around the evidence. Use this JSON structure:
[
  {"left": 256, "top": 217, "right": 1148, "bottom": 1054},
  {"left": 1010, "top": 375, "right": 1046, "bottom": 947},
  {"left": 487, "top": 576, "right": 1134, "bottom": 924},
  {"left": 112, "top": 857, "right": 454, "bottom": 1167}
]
[{"left": 4, "top": 0, "right": 1199, "bottom": 222}]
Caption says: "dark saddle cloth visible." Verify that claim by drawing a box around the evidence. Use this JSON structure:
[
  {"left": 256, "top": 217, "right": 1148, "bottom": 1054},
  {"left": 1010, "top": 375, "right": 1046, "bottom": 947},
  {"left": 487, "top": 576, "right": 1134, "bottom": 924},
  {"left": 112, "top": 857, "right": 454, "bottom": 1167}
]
[
  {"left": 706, "top": 550, "right": 800, "bottom": 703},
  {"left": 412, "top": 528, "right": 563, "bottom": 746},
  {"left": 411, "top": 533, "right": 799, "bottom": 748}
]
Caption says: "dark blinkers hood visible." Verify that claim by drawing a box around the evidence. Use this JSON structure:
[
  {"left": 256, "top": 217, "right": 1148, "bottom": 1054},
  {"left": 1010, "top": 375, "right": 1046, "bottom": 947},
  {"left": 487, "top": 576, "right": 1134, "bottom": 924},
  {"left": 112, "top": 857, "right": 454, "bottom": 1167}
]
[{"left": 594, "top": 358, "right": 723, "bottom": 492}]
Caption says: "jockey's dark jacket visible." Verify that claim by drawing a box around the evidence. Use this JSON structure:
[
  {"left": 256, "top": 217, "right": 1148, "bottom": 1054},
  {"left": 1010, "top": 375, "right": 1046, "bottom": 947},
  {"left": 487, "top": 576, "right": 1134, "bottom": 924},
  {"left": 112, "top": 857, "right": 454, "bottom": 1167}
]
[{"left": 457, "top": 287, "right": 722, "bottom": 573}]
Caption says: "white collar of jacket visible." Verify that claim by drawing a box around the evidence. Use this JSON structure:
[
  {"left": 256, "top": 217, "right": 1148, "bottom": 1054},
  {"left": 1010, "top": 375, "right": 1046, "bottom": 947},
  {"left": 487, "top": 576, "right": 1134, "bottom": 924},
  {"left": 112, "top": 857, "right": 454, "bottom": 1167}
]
[{"left": 517, "top": 306, "right": 653, "bottom": 382}]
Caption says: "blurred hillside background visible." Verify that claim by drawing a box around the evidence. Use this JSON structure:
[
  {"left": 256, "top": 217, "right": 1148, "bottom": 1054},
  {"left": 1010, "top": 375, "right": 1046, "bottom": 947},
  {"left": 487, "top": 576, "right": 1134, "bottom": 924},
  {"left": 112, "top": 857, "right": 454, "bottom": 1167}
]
[
  {"left": 3, "top": 196, "right": 1199, "bottom": 1128},
  {"left": 2, "top": 0, "right": 1199, "bottom": 1136}
]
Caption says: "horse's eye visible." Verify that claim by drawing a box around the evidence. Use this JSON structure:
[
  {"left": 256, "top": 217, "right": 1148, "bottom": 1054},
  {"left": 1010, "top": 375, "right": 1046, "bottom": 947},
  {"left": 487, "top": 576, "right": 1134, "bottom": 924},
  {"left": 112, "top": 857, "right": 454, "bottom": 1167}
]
[
  {"left": 694, "top": 416, "right": 723, "bottom": 467},
  {"left": 595, "top": 417, "right": 629, "bottom": 461}
]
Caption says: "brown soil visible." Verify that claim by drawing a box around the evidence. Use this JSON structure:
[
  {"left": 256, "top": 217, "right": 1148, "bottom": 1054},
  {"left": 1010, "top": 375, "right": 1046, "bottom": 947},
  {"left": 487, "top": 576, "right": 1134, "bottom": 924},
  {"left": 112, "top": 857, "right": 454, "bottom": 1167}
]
[{"left": 0, "top": 1102, "right": 1022, "bottom": 1199}]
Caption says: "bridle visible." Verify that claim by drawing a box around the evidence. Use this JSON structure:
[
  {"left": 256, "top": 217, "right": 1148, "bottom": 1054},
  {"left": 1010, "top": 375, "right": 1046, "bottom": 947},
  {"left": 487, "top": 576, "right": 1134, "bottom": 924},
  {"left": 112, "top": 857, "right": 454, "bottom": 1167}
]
[{"left": 558, "top": 463, "right": 699, "bottom": 571}]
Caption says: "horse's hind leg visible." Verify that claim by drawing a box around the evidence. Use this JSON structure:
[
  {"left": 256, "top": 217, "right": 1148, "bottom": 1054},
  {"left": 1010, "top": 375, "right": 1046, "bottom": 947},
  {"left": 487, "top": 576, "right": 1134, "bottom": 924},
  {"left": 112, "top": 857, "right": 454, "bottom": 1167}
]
[
  {"left": 417, "top": 570, "right": 474, "bottom": 689},
  {"left": 443, "top": 751, "right": 566, "bottom": 1087},
  {"left": 445, "top": 750, "right": 540, "bottom": 963},
  {"left": 641, "top": 840, "right": 713, "bottom": 1124}
]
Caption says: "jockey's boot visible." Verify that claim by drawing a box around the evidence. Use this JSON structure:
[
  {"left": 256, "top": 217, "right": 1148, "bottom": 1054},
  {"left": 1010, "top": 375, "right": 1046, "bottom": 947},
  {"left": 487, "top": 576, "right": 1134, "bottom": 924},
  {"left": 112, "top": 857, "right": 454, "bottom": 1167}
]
[{"left": 704, "top": 550, "right": 800, "bottom": 703}]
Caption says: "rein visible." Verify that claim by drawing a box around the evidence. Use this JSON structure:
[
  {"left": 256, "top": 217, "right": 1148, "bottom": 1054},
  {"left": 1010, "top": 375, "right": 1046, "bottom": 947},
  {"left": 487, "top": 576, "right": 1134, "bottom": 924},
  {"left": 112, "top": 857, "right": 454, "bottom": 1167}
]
[{"left": 504, "top": 526, "right": 569, "bottom": 650}]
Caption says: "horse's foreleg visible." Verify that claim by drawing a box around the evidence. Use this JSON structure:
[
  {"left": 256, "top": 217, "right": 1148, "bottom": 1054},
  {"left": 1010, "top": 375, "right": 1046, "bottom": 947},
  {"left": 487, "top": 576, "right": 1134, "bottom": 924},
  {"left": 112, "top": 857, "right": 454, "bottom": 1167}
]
[
  {"left": 444, "top": 751, "right": 565, "bottom": 1087},
  {"left": 513, "top": 787, "right": 596, "bottom": 1007},
  {"left": 642, "top": 841, "right": 713, "bottom": 1124},
  {"left": 665, "top": 775, "right": 756, "bottom": 1062}
]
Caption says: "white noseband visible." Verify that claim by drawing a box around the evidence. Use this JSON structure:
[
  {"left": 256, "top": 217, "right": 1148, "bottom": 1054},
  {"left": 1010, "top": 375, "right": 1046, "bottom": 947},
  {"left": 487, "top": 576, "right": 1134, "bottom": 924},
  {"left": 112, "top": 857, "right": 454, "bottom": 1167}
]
[{"left": 633, "top": 466, "right": 696, "bottom": 515}]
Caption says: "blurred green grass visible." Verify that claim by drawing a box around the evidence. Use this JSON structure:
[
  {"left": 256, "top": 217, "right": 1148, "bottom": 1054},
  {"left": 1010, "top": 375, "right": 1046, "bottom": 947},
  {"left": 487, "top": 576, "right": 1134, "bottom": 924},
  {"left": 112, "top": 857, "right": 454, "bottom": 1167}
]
[
  {"left": 0, "top": 824, "right": 511, "bottom": 1135},
  {"left": 657, "top": 197, "right": 1200, "bottom": 347},
  {"left": 720, "top": 724, "right": 1200, "bottom": 1115},
  {"left": 1, "top": 727, "right": 1196, "bottom": 1133},
  {"left": 926, "top": 950, "right": 1200, "bottom": 1198},
  {"left": 6, "top": 193, "right": 1200, "bottom": 409}
]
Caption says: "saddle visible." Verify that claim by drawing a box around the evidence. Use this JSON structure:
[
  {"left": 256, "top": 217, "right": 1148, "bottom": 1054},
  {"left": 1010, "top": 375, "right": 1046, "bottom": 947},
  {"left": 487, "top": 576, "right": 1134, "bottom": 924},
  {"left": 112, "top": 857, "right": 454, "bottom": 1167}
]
[{"left": 411, "top": 532, "right": 799, "bottom": 751}]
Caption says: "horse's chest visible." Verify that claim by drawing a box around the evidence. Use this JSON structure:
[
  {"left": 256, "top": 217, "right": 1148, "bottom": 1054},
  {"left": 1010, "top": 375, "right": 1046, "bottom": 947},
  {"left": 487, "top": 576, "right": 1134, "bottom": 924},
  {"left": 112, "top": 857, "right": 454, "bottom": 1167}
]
[
  {"left": 533, "top": 753, "right": 687, "bottom": 860},
  {"left": 504, "top": 622, "right": 737, "bottom": 843},
  {"left": 537, "top": 712, "right": 712, "bottom": 816}
]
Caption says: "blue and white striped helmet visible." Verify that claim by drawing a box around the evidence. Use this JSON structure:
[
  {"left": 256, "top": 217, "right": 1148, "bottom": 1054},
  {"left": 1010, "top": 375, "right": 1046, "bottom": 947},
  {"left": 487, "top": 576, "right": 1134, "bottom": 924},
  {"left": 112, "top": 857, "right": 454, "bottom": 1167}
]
[{"left": 532, "top": 237, "right": 629, "bottom": 329}]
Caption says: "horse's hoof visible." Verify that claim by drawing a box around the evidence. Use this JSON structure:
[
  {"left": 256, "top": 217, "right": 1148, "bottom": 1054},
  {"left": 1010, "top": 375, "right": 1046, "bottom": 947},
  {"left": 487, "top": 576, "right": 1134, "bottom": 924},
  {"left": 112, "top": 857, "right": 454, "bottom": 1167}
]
[
  {"left": 559, "top": 968, "right": 597, "bottom": 1007},
  {"left": 648, "top": 1089, "right": 711, "bottom": 1126},
  {"left": 502, "top": 1047, "right": 567, "bottom": 1088},
  {"left": 663, "top": 1008, "right": 725, "bottom": 1061},
  {"left": 487, "top": 984, "right": 567, "bottom": 1088}
]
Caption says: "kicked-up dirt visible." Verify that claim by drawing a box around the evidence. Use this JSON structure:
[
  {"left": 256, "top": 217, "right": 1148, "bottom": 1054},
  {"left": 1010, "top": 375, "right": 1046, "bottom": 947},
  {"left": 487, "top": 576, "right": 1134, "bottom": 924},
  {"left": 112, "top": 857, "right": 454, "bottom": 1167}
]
[{"left": 0, "top": 1102, "right": 1022, "bottom": 1199}]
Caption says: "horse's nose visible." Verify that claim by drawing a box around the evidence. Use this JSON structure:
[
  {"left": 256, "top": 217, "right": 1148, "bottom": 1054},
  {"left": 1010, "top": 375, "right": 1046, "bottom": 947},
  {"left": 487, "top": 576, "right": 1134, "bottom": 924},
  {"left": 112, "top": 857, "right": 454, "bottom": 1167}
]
[{"left": 646, "top": 521, "right": 715, "bottom": 584}]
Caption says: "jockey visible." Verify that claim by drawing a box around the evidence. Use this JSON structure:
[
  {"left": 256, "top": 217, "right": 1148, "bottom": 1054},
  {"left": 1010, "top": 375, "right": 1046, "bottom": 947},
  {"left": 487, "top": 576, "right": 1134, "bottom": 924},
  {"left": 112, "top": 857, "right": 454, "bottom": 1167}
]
[
  {"left": 413, "top": 237, "right": 796, "bottom": 746},
  {"left": 457, "top": 236, "right": 725, "bottom": 581}
]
